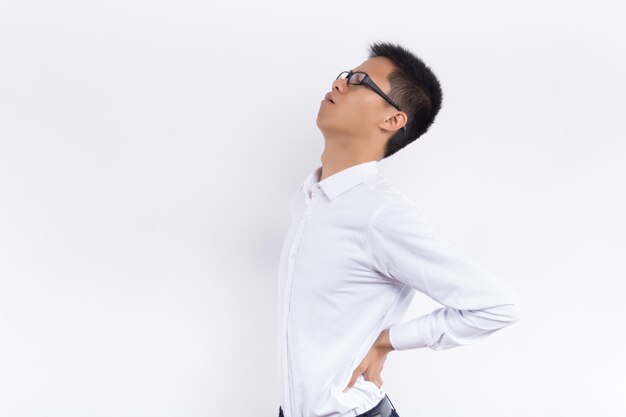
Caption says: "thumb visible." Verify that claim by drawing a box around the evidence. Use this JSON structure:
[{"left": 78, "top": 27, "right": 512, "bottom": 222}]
[{"left": 343, "top": 368, "right": 361, "bottom": 392}]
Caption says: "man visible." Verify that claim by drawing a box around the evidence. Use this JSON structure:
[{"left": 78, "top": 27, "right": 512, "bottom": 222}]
[{"left": 276, "top": 41, "right": 522, "bottom": 417}]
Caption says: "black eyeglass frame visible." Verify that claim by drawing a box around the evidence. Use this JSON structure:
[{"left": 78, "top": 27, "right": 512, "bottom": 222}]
[{"left": 336, "top": 70, "right": 407, "bottom": 132}]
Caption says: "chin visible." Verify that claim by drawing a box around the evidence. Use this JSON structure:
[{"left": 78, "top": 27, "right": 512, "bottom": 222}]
[{"left": 315, "top": 115, "right": 326, "bottom": 129}]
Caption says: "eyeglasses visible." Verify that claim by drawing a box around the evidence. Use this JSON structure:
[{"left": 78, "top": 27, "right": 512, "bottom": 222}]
[{"left": 336, "top": 70, "right": 407, "bottom": 132}]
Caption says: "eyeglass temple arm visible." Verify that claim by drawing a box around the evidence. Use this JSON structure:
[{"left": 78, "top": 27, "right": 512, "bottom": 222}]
[
  {"left": 337, "top": 72, "right": 407, "bottom": 132},
  {"left": 366, "top": 81, "right": 407, "bottom": 132}
]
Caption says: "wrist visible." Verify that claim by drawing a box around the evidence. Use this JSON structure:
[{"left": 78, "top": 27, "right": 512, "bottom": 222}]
[{"left": 375, "top": 328, "right": 395, "bottom": 353}]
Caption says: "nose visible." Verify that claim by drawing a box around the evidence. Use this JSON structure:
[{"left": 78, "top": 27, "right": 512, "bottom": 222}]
[{"left": 332, "top": 76, "right": 348, "bottom": 93}]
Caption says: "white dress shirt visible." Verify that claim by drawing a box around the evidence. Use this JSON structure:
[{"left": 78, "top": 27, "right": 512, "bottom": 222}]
[{"left": 276, "top": 160, "right": 522, "bottom": 417}]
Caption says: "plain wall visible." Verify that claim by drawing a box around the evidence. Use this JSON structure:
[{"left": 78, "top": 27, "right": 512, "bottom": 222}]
[{"left": 0, "top": 0, "right": 624, "bottom": 416}]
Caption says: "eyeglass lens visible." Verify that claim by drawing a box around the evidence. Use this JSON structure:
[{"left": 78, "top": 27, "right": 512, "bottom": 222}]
[{"left": 339, "top": 72, "right": 366, "bottom": 85}]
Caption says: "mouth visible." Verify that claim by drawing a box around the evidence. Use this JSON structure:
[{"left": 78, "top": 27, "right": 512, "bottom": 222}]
[{"left": 324, "top": 93, "right": 335, "bottom": 103}]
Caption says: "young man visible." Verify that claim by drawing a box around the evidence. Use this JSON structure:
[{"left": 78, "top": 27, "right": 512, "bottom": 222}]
[{"left": 276, "top": 41, "right": 521, "bottom": 417}]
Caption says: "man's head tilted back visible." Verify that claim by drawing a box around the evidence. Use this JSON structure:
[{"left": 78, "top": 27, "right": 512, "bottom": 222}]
[{"left": 316, "top": 41, "right": 443, "bottom": 160}]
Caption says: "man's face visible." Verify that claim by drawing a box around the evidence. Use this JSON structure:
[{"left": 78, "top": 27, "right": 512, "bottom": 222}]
[{"left": 316, "top": 56, "right": 399, "bottom": 140}]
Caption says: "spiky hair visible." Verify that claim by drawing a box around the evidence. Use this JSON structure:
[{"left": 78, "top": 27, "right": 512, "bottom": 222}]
[{"left": 368, "top": 41, "right": 443, "bottom": 158}]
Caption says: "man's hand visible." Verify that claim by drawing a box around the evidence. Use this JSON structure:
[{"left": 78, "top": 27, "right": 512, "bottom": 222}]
[{"left": 343, "top": 328, "right": 395, "bottom": 392}]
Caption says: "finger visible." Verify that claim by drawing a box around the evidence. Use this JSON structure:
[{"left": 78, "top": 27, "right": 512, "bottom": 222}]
[
  {"left": 343, "top": 373, "right": 357, "bottom": 392},
  {"left": 343, "top": 368, "right": 363, "bottom": 392},
  {"left": 365, "top": 375, "right": 382, "bottom": 389},
  {"left": 362, "top": 372, "right": 383, "bottom": 389}
]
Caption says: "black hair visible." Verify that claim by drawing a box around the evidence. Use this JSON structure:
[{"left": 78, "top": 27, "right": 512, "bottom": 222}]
[{"left": 368, "top": 41, "right": 443, "bottom": 159}]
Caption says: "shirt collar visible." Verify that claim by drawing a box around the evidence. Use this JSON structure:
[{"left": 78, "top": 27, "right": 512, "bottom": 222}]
[{"left": 301, "top": 160, "right": 379, "bottom": 201}]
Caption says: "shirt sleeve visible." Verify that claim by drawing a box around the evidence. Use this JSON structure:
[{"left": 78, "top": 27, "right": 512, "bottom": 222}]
[{"left": 368, "top": 200, "right": 522, "bottom": 351}]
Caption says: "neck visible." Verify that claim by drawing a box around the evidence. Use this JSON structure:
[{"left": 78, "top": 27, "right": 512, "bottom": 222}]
[{"left": 318, "top": 133, "right": 382, "bottom": 182}]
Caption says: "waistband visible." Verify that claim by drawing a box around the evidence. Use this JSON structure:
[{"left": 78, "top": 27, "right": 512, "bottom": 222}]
[{"left": 354, "top": 394, "right": 396, "bottom": 417}]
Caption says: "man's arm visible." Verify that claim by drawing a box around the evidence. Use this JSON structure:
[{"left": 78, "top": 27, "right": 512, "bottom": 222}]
[{"left": 369, "top": 200, "right": 522, "bottom": 351}]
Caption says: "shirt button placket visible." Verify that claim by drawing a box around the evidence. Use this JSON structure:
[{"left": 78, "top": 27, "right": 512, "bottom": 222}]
[{"left": 284, "top": 185, "right": 320, "bottom": 417}]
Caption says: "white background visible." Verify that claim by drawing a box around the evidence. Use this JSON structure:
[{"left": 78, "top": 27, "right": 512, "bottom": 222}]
[{"left": 1, "top": 0, "right": 625, "bottom": 416}]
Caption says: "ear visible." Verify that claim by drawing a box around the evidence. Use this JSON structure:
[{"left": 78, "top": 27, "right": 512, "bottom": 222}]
[{"left": 378, "top": 111, "right": 408, "bottom": 133}]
